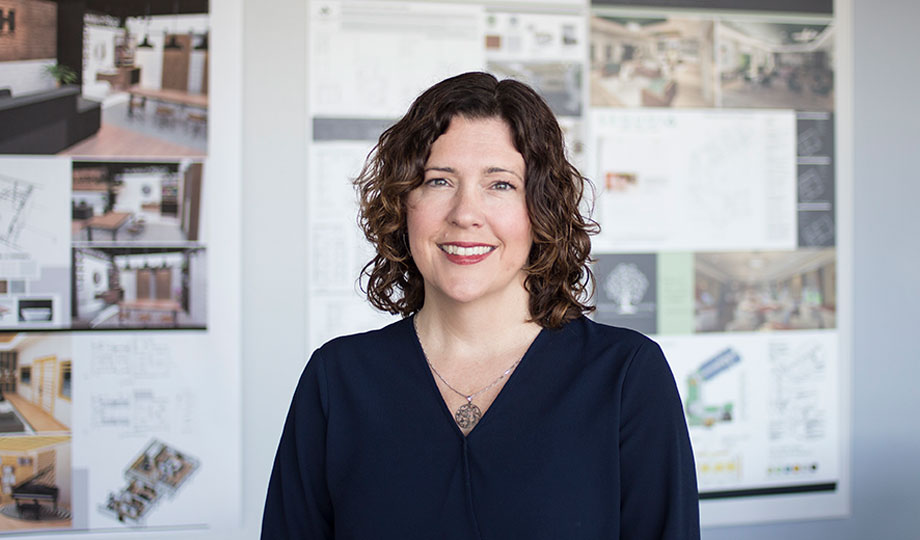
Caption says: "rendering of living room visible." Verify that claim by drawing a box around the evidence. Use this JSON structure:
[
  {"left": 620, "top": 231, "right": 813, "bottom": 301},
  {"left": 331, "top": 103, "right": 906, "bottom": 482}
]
[
  {"left": 72, "top": 160, "right": 204, "bottom": 244},
  {"left": 0, "top": 436, "right": 71, "bottom": 531},
  {"left": 0, "top": 0, "right": 209, "bottom": 157},
  {"left": 590, "top": 16, "right": 715, "bottom": 108},
  {"left": 71, "top": 246, "right": 207, "bottom": 329}
]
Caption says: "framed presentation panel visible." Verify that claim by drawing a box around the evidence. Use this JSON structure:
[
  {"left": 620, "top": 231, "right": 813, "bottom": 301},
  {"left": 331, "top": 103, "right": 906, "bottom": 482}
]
[
  {"left": 0, "top": 0, "right": 242, "bottom": 536},
  {"left": 301, "top": 0, "right": 849, "bottom": 528}
]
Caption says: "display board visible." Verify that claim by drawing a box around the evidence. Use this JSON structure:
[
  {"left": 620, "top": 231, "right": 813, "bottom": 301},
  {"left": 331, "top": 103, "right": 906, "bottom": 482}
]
[
  {"left": 303, "top": 0, "right": 849, "bottom": 528},
  {"left": 0, "top": 0, "right": 240, "bottom": 536}
]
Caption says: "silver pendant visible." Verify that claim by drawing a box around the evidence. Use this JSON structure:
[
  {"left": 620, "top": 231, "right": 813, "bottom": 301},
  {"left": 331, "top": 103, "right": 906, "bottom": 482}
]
[{"left": 455, "top": 401, "right": 482, "bottom": 429}]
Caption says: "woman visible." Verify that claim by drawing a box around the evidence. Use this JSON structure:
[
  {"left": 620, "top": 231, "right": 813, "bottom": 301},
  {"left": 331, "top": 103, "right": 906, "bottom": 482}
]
[{"left": 263, "top": 72, "right": 699, "bottom": 539}]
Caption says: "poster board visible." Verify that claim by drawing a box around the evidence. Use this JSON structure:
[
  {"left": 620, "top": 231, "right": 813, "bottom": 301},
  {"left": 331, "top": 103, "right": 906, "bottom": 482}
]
[
  {"left": 0, "top": 0, "right": 241, "bottom": 535},
  {"left": 301, "top": 0, "right": 851, "bottom": 528}
]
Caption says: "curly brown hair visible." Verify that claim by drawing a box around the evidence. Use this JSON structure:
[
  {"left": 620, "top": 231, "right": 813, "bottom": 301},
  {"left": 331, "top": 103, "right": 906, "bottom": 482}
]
[{"left": 355, "top": 72, "right": 597, "bottom": 329}]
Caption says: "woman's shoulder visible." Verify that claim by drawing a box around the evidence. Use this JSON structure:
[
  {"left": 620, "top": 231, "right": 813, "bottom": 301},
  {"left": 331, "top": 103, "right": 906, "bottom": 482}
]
[
  {"left": 559, "top": 316, "right": 660, "bottom": 355},
  {"left": 313, "top": 316, "right": 413, "bottom": 364}
]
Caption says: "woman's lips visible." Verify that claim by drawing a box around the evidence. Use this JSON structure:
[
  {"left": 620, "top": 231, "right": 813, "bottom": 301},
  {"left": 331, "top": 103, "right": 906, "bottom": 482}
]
[{"left": 438, "top": 243, "right": 496, "bottom": 265}]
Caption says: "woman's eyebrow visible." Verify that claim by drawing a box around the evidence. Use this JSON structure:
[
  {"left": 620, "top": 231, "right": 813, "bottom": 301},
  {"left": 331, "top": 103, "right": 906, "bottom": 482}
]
[
  {"left": 486, "top": 167, "right": 523, "bottom": 180},
  {"left": 424, "top": 165, "right": 523, "bottom": 181},
  {"left": 424, "top": 166, "right": 455, "bottom": 173}
]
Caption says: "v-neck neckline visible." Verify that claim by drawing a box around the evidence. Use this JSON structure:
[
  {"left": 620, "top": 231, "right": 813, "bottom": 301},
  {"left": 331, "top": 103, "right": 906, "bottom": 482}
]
[{"left": 408, "top": 315, "right": 548, "bottom": 439}]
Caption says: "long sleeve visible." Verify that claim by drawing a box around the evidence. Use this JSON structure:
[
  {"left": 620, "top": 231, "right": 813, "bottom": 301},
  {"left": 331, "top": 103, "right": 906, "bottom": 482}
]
[
  {"left": 262, "top": 351, "right": 333, "bottom": 539},
  {"left": 618, "top": 341, "right": 700, "bottom": 540}
]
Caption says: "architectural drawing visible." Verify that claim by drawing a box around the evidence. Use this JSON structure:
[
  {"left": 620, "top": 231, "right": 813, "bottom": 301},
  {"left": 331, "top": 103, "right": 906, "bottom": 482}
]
[
  {"left": 99, "top": 440, "right": 199, "bottom": 525},
  {"left": 0, "top": 174, "right": 35, "bottom": 251}
]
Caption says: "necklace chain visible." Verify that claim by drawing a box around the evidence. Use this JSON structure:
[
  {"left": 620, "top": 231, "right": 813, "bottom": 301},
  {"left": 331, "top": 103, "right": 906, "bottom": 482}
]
[{"left": 413, "top": 316, "right": 523, "bottom": 429}]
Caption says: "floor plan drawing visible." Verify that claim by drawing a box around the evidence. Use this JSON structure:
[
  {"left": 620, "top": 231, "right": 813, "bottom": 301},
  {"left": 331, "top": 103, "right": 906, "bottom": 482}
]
[
  {"left": 99, "top": 440, "right": 199, "bottom": 525},
  {"left": 0, "top": 174, "right": 36, "bottom": 251}
]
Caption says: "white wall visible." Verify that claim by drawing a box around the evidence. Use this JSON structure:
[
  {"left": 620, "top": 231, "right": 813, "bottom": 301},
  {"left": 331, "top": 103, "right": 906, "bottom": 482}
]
[
  {"left": 77, "top": 252, "right": 111, "bottom": 314},
  {"left": 113, "top": 172, "right": 163, "bottom": 215},
  {"left": 0, "top": 59, "right": 57, "bottom": 95},
  {"left": 118, "top": 267, "right": 137, "bottom": 303},
  {"left": 239, "top": 0, "right": 306, "bottom": 537},
  {"left": 188, "top": 51, "right": 207, "bottom": 94},
  {"left": 134, "top": 34, "right": 165, "bottom": 90},
  {"left": 83, "top": 25, "right": 118, "bottom": 73}
]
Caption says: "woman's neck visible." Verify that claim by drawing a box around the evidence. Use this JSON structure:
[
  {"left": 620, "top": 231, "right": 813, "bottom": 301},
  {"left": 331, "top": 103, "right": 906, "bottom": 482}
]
[{"left": 415, "top": 284, "right": 541, "bottom": 361}]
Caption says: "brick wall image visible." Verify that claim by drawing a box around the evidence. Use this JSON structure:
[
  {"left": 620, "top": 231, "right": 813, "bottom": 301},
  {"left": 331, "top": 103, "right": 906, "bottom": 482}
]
[{"left": 0, "top": 0, "right": 57, "bottom": 63}]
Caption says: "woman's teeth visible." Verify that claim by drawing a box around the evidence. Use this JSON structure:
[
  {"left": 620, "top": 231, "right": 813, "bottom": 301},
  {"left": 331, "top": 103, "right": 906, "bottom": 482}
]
[{"left": 440, "top": 244, "right": 494, "bottom": 256}]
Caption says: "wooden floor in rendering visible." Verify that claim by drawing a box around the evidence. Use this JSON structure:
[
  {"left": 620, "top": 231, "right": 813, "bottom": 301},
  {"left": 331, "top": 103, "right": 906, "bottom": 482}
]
[
  {"left": 4, "top": 395, "right": 68, "bottom": 433},
  {"left": 0, "top": 513, "right": 70, "bottom": 531},
  {"left": 60, "top": 123, "right": 205, "bottom": 158}
]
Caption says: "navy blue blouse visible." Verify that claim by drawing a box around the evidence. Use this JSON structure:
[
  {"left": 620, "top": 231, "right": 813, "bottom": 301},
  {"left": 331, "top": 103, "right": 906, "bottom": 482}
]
[{"left": 262, "top": 316, "right": 700, "bottom": 539}]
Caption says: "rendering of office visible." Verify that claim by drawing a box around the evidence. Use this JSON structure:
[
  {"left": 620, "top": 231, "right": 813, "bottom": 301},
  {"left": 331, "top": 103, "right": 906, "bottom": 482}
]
[
  {"left": 0, "top": 0, "right": 209, "bottom": 157},
  {"left": 72, "top": 160, "right": 204, "bottom": 244}
]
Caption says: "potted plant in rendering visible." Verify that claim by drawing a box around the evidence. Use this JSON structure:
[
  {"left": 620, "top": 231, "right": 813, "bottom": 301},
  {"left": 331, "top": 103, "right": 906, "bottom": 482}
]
[{"left": 44, "top": 64, "right": 78, "bottom": 86}]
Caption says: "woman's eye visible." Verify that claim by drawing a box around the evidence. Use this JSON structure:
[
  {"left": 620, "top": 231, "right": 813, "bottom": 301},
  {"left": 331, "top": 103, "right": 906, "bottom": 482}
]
[
  {"left": 492, "top": 181, "right": 516, "bottom": 191},
  {"left": 425, "top": 177, "right": 449, "bottom": 187}
]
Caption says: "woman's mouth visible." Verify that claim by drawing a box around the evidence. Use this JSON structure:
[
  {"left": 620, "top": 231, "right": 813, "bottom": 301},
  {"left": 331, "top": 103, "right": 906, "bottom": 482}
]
[{"left": 438, "top": 243, "right": 496, "bottom": 264}]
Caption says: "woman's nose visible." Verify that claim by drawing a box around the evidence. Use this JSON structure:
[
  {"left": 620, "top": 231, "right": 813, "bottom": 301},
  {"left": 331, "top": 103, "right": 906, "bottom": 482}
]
[{"left": 447, "top": 186, "right": 484, "bottom": 228}]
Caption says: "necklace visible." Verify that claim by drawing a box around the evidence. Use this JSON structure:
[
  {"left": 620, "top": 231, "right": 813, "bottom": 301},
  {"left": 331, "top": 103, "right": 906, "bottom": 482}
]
[{"left": 414, "top": 317, "right": 523, "bottom": 430}]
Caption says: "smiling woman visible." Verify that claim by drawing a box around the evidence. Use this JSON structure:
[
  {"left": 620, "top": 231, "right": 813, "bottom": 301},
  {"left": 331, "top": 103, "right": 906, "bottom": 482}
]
[
  {"left": 262, "top": 72, "right": 700, "bottom": 539},
  {"left": 406, "top": 116, "right": 531, "bottom": 308},
  {"left": 355, "top": 72, "right": 596, "bottom": 328}
]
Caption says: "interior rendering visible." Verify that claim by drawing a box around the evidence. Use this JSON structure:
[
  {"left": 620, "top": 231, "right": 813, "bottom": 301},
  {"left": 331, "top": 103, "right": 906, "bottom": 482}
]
[
  {"left": 695, "top": 249, "right": 837, "bottom": 333},
  {"left": 0, "top": 436, "right": 71, "bottom": 531},
  {"left": 590, "top": 16, "right": 715, "bottom": 108},
  {"left": 0, "top": 334, "right": 71, "bottom": 435},
  {"left": 72, "top": 160, "right": 204, "bottom": 243},
  {"left": 718, "top": 21, "right": 834, "bottom": 110},
  {"left": 0, "top": 0, "right": 209, "bottom": 157},
  {"left": 71, "top": 246, "right": 207, "bottom": 329}
]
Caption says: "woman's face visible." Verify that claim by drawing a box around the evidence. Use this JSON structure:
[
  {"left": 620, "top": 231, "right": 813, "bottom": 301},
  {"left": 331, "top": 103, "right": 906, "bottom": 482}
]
[{"left": 406, "top": 115, "right": 531, "bottom": 307}]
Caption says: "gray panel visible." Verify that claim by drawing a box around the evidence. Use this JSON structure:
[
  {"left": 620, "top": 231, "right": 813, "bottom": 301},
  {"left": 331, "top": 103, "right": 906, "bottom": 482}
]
[
  {"left": 312, "top": 117, "right": 395, "bottom": 142},
  {"left": 593, "top": 253, "right": 658, "bottom": 334},
  {"left": 72, "top": 467, "right": 88, "bottom": 530}
]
